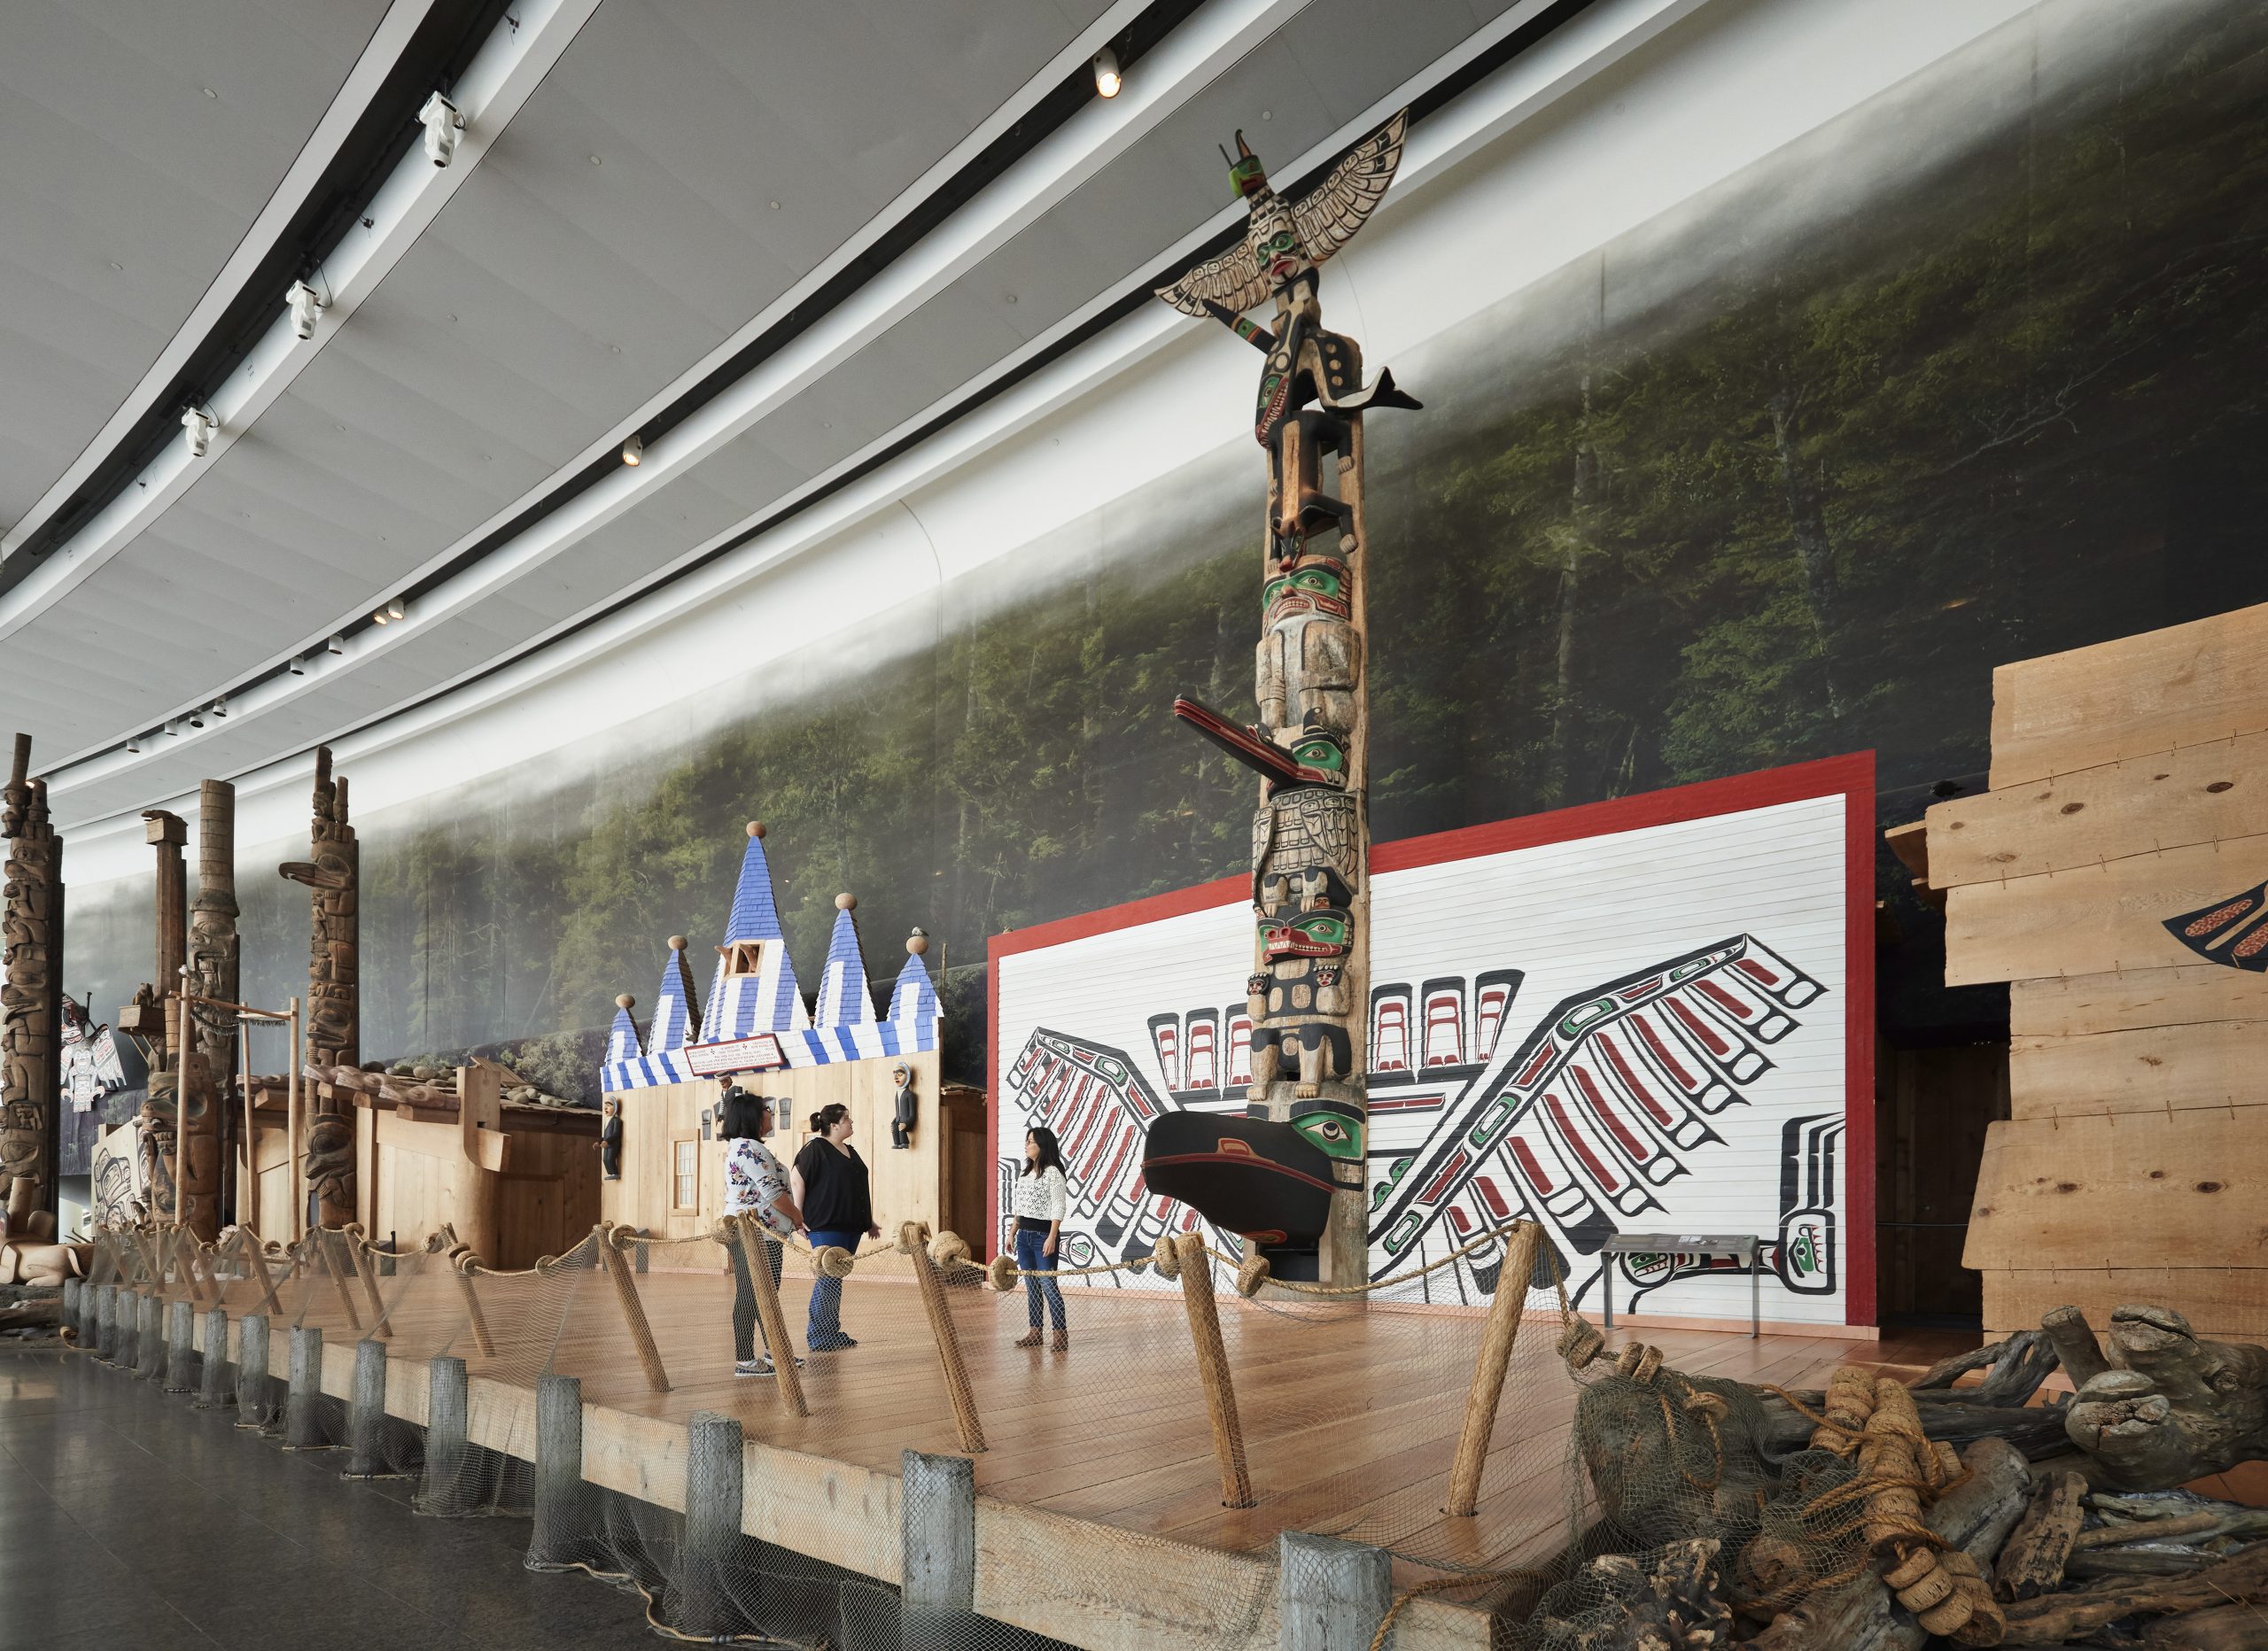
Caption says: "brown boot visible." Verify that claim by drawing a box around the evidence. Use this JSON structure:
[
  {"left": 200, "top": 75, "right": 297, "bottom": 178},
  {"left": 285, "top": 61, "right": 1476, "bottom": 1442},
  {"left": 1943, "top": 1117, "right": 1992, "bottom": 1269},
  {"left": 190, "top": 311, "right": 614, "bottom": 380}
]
[
  {"left": 1014, "top": 1328, "right": 1044, "bottom": 1348},
  {"left": 1051, "top": 1328, "right": 1069, "bottom": 1353}
]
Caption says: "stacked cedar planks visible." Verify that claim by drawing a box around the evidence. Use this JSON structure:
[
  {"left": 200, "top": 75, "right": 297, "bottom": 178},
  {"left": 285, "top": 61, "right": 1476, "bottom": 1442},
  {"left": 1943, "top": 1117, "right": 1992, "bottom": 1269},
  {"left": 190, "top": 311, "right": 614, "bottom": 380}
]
[{"left": 1929, "top": 604, "right": 2268, "bottom": 1339}]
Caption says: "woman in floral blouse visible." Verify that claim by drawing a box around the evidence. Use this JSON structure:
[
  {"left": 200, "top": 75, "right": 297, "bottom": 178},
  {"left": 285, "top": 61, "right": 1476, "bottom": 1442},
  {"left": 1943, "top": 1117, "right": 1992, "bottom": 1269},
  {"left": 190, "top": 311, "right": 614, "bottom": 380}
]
[{"left": 720, "top": 1088, "right": 805, "bottom": 1376}]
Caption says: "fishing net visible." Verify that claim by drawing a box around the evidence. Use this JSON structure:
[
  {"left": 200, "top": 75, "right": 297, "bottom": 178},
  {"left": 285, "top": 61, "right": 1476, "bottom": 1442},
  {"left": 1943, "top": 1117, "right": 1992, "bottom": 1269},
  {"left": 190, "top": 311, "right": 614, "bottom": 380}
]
[{"left": 62, "top": 1213, "right": 1938, "bottom": 1650}]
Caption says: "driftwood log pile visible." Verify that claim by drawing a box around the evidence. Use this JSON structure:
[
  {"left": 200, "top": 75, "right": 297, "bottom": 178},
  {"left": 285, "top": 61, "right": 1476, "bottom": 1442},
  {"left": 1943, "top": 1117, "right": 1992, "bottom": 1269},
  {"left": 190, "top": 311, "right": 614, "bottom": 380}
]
[{"left": 1553, "top": 1304, "right": 2268, "bottom": 1650}]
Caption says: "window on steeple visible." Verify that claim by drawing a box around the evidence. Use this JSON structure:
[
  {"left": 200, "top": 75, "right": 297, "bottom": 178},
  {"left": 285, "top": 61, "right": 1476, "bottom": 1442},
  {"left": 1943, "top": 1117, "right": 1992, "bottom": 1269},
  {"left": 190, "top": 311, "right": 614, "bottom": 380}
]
[{"left": 726, "top": 941, "right": 765, "bottom": 976}]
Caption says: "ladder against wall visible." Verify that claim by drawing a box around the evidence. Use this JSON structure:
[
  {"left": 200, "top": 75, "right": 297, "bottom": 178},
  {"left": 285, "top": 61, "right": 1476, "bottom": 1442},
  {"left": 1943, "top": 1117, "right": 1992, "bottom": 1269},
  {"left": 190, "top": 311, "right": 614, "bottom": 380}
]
[{"left": 1923, "top": 602, "right": 2268, "bottom": 1339}]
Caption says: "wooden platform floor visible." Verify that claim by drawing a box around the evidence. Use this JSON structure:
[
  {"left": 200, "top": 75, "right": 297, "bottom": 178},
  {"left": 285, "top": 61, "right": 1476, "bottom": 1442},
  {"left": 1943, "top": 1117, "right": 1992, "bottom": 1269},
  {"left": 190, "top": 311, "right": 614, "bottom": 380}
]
[{"left": 183, "top": 1255, "right": 1975, "bottom": 1577}]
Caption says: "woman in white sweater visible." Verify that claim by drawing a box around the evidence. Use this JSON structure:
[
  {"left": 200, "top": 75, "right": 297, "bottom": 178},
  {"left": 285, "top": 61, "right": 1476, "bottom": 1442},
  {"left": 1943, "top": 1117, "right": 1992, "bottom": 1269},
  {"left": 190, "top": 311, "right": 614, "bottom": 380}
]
[{"left": 1009, "top": 1126, "right": 1070, "bottom": 1350}]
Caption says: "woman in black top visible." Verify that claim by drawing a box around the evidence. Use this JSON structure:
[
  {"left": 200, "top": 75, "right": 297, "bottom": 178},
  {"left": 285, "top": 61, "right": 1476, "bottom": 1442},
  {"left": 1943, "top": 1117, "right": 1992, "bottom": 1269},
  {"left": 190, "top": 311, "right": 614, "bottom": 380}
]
[{"left": 791, "top": 1103, "right": 879, "bottom": 1351}]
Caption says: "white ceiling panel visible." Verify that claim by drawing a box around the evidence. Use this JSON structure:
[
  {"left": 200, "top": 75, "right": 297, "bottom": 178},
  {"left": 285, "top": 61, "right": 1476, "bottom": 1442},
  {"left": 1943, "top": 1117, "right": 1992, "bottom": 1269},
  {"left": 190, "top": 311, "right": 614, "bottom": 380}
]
[{"left": 0, "top": 0, "right": 395, "bottom": 531}]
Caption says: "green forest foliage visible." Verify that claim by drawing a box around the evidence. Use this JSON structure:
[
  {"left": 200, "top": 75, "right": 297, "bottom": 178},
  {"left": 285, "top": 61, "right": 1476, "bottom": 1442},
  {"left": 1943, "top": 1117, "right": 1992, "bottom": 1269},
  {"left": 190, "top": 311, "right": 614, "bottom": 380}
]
[{"left": 74, "top": 2, "right": 2268, "bottom": 1091}]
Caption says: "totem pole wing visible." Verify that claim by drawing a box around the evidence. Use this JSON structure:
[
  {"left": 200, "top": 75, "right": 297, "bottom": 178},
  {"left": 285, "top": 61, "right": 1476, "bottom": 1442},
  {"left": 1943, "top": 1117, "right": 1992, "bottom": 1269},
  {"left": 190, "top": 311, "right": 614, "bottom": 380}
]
[
  {"left": 999, "top": 1026, "right": 1206, "bottom": 1266},
  {"left": 1366, "top": 935, "right": 1826, "bottom": 1306},
  {"left": 1288, "top": 109, "right": 1408, "bottom": 267},
  {"left": 2160, "top": 879, "right": 2268, "bottom": 970},
  {"left": 1155, "top": 239, "right": 1273, "bottom": 321}
]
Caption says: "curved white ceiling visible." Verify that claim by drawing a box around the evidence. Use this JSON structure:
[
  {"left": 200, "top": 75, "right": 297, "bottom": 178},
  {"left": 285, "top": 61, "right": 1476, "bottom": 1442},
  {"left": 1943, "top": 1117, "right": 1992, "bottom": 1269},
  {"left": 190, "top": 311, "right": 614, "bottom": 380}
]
[{"left": 4, "top": 0, "right": 1561, "bottom": 830}]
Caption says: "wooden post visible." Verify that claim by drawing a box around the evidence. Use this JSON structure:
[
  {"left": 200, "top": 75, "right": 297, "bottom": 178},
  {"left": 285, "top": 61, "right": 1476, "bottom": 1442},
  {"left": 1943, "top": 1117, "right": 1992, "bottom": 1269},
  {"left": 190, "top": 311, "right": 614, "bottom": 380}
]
[
  {"left": 1279, "top": 1531, "right": 1393, "bottom": 1651},
  {"left": 316, "top": 1230, "right": 362, "bottom": 1334},
  {"left": 1, "top": 737, "right": 64, "bottom": 1215},
  {"left": 595, "top": 1225, "right": 669, "bottom": 1393},
  {"left": 1445, "top": 1221, "right": 1542, "bottom": 1518},
  {"left": 238, "top": 1229, "right": 284, "bottom": 1317},
  {"left": 454, "top": 1062, "right": 502, "bottom": 1267},
  {"left": 285, "top": 1325, "right": 324, "bottom": 1448},
  {"left": 197, "top": 1306, "right": 230, "bottom": 1408},
  {"left": 729, "top": 1216, "right": 807, "bottom": 1417},
  {"left": 905, "top": 1225, "right": 984, "bottom": 1453},
  {"left": 681, "top": 1411, "right": 746, "bottom": 1639},
  {"left": 423, "top": 1354, "right": 471, "bottom": 1515},
  {"left": 60, "top": 1278, "right": 80, "bottom": 1341},
  {"left": 236, "top": 1312, "right": 272, "bottom": 1422},
  {"left": 528, "top": 1373, "right": 585, "bottom": 1568},
  {"left": 95, "top": 1285, "right": 117, "bottom": 1361},
  {"left": 1175, "top": 1231, "right": 1253, "bottom": 1508},
  {"left": 285, "top": 998, "right": 301, "bottom": 1240},
  {"left": 346, "top": 1228, "right": 390, "bottom": 1337},
  {"left": 136, "top": 1292, "right": 164, "bottom": 1380},
  {"left": 902, "top": 1448, "right": 976, "bottom": 1627},
  {"left": 164, "top": 1298, "right": 195, "bottom": 1391},
  {"left": 450, "top": 1254, "right": 497, "bottom": 1360},
  {"left": 346, "top": 1337, "right": 388, "bottom": 1477}
]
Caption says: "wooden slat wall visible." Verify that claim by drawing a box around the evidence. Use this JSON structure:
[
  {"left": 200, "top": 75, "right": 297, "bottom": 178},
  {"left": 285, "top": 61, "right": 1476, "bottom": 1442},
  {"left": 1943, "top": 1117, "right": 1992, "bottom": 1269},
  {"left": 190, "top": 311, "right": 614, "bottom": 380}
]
[{"left": 1932, "top": 603, "right": 2268, "bottom": 1337}]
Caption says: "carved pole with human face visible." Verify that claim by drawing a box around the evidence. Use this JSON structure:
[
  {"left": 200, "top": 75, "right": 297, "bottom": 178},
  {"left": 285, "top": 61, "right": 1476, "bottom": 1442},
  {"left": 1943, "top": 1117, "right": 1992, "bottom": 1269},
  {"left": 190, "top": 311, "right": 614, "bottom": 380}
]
[{"left": 278, "top": 747, "right": 358, "bottom": 1229}]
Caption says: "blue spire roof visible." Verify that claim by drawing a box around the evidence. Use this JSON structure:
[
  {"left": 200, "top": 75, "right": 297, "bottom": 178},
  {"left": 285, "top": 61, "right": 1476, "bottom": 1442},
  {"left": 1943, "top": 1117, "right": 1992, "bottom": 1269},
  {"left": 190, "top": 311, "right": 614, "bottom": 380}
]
[
  {"left": 815, "top": 899, "right": 874, "bottom": 1028},
  {"left": 726, "top": 824, "right": 786, "bottom": 942},
  {"left": 887, "top": 934, "right": 940, "bottom": 1026},
  {"left": 605, "top": 1001, "right": 642, "bottom": 1063},
  {"left": 648, "top": 940, "right": 702, "bottom": 1053}
]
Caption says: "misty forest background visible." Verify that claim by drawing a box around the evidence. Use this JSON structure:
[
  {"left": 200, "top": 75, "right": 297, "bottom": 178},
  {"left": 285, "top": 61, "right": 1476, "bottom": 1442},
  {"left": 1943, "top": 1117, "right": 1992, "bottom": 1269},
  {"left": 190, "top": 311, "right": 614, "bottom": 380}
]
[{"left": 65, "top": 2, "right": 2268, "bottom": 1101}]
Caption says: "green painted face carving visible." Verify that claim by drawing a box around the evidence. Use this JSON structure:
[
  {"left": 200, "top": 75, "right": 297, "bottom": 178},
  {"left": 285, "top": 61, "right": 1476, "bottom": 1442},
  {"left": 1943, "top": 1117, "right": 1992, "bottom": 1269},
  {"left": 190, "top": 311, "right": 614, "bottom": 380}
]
[
  {"left": 1260, "top": 907, "right": 1352, "bottom": 959},
  {"left": 1262, "top": 560, "right": 1351, "bottom": 622},
  {"left": 1291, "top": 1099, "right": 1366, "bottom": 1162},
  {"left": 1289, "top": 731, "right": 1347, "bottom": 774}
]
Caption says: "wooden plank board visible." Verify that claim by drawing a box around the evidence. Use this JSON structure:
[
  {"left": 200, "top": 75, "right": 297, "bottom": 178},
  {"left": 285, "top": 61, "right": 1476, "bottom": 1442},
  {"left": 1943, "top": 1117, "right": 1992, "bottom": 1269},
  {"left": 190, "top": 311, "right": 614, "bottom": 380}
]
[
  {"left": 1942, "top": 834, "right": 2268, "bottom": 986},
  {"left": 2011, "top": 1019, "right": 2268, "bottom": 1120},
  {"left": 1932, "top": 732, "right": 2268, "bottom": 889},
  {"left": 1983, "top": 1267, "right": 2268, "bottom": 1343},
  {"left": 1989, "top": 602, "right": 2268, "bottom": 787},
  {"left": 2012, "top": 966, "right": 2268, "bottom": 1037},
  {"left": 1965, "top": 1112, "right": 2268, "bottom": 1272}
]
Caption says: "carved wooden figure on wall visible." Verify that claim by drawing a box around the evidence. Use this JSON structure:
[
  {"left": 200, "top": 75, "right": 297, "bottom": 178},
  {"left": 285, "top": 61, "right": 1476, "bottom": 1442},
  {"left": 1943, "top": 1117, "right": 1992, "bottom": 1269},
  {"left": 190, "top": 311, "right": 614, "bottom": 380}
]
[
  {"left": 890, "top": 1061, "right": 916, "bottom": 1150},
  {"left": 279, "top": 746, "right": 359, "bottom": 1227},
  {"left": 1, "top": 733, "right": 62, "bottom": 1215},
  {"left": 1143, "top": 112, "right": 1418, "bottom": 1284}
]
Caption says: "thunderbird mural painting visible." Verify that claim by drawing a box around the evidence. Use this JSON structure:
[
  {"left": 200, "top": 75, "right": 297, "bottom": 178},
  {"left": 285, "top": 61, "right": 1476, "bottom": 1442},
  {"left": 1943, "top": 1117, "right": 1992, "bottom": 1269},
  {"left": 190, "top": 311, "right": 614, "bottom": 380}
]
[{"left": 993, "top": 779, "right": 1861, "bottom": 1324}]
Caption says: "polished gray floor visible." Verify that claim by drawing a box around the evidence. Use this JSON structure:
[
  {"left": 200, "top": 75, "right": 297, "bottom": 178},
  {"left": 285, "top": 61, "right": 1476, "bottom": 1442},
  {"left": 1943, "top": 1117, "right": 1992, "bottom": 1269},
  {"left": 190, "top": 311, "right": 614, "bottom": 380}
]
[{"left": 0, "top": 1349, "right": 650, "bottom": 1650}]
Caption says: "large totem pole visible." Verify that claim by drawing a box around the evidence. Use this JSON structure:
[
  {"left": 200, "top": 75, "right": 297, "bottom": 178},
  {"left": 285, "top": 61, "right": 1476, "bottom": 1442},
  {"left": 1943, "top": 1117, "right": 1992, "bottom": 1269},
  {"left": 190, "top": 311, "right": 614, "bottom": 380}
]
[
  {"left": 280, "top": 747, "right": 357, "bottom": 1228},
  {"left": 1141, "top": 114, "right": 1418, "bottom": 1285},
  {"left": 2, "top": 734, "right": 63, "bottom": 1214},
  {"left": 138, "top": 807, "right": 190, "bottom": 1225},
  {"left": 175, "top": 780, "right": 238, "bottom": 1240}
]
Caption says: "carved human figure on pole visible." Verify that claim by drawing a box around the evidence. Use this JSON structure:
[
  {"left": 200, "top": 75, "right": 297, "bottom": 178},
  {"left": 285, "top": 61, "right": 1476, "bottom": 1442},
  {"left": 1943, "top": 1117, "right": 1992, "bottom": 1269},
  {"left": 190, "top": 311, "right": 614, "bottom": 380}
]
[
  {"left": 1144, "top": 114, "right": 1418, "bottom": 1284},
  {"left": 1, "top": 734, "right": 62, "bottom": 1214},
  {"left": 279, "top": 747, "right": 358, "bottom": 1227},
  {"left": 175, "top": 779, "right": 237, "bottom": 1240}
]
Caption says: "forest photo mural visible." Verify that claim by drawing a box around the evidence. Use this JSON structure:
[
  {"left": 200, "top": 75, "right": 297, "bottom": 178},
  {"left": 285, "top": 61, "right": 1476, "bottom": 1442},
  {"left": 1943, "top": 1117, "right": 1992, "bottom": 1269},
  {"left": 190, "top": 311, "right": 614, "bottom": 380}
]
[{"left": 61, "top": 0, "right": 2268, "bottom": 1097}]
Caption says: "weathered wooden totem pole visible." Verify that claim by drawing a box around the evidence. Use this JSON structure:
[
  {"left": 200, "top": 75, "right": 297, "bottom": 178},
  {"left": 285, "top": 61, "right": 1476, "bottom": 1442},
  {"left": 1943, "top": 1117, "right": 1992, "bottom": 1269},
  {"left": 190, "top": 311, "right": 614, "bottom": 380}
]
[
  {"left": 280, "top": 747, "right": 358, "bottom": 1227},
  {"left": 1142, "top": 114, "right": 1417, "bottom": 1284},
  {"left": 174, "top": 780, "right": 238, "bottom": 1241},
  {"left": 140, "top": 807, "right": 189, "bottom": 1224},
  {"left": 2, "top": 734, "right": 63, "bottom": 1214}
]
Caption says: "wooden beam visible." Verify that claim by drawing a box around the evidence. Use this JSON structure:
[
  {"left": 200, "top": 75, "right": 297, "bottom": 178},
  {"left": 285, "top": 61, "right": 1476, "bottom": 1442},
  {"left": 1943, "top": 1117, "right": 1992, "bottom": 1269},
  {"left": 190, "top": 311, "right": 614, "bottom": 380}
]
[
  {"left": 1932, "top": 732, "right": 2268, "bottom": 889},
  {"left": 1982, "top": 1268, "right": 2268, "bottom": 1342},
  {"left": 1966, "top": 1110, "right": 2268, "bottom": 1272},
  {"left": 1988, "top": 601, "right": 2268, "bottom": 788},
  {"left": 2010, "top": 1019, "right": 2268, "bottom": 1120},
  {"left": 1942, "top": 833, "right": 2268, "bottom": 986},
  {"left": 2012, "top": 965, "right": 2268, "bottom": 1038},
  {"left": 903, "top": 1449, "right": 976, "bottom": 1619}
]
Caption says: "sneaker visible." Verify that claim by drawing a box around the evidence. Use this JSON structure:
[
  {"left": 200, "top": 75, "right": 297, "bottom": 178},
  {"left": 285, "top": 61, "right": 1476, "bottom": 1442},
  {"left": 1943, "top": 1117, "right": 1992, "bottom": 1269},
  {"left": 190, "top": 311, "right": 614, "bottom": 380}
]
[
  {"left": 809, "top": 1335, "right": 858, "bottom": 1351},
  {"left": 734, "top": 1359, "right": 769, "bottom": 1378}
]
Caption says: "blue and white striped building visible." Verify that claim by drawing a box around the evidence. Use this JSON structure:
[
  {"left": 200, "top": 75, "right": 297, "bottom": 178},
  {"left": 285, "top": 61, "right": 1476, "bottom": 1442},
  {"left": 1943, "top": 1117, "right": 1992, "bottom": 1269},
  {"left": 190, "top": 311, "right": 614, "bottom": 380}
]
[{"left": 600, "top": 819, "right": 940, "bottom": 1092}]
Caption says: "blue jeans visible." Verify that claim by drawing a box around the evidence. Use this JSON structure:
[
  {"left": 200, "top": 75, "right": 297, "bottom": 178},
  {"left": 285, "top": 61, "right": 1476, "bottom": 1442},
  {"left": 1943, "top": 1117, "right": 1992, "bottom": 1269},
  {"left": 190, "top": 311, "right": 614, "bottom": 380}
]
[
  {"left": 1015, "top": 1227, "right": 1066, "bottom": 1331},
  {"left": 806, "top": 1229, "right": 860, "bottom": 1346}
]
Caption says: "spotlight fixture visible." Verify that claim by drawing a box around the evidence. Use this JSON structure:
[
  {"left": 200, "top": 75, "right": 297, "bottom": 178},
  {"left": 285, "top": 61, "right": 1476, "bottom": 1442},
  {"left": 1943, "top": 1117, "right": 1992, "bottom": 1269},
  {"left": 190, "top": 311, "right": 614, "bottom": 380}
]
[
  {"left": 371, "top": 598, "right": 406, "bottom": 625},
  {"left": 187, "top": 708, "right": 206, "bottom": 729},
  {"left": 325, "top": 633, "right": 346, "bottom": 655},
  {"left": 164, "top": 718, "right": 183, "bottom": 738},
  {"left": 1092, "top": 48, "right": 1122, "bottom": 98},
  {"left": 287, "top": 279, "right": 327, "bottom": 339},
  {"left": 620, "top": 434, "right": 644, "bottom": 467},
  {"left": 208, "top": 695, "right": 228, "bottom": 719},
  {"left": 182, "top": 406, "right": 217, "bottom": 459},
  {"left": 418, "top": 91, "right": 464, "bottom": 167},
  {"left": 125, "top": 733, "right": 143, "bottom": 754},
  {"left": 288, "top": 655, "right": 306, "bottom": 676}
]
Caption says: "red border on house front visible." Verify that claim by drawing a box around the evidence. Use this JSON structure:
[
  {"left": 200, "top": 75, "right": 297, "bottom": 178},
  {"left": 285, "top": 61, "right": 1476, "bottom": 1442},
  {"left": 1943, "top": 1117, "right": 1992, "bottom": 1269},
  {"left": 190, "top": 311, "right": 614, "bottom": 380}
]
[{"left": 986, "top": 750, "right": 1878, "bottom": 1326}]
